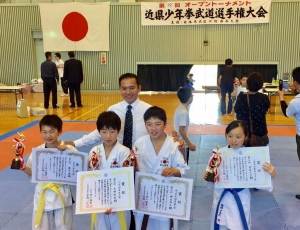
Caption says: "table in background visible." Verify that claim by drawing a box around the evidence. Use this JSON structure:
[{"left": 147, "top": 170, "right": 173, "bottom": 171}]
[
  {"left": 202, "top": 85, "right": 220, "bottom": 93},
  {"left": 0, "top": 86, "right": 25, "bottom": 104},
  {"left": 263, "top": 87, "right": 293, "bottom": 102}
]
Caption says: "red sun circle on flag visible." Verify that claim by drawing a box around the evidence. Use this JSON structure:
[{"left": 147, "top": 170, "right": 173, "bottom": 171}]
[{"left": 62, "top": 12, "right": 88, "bottom": 42}]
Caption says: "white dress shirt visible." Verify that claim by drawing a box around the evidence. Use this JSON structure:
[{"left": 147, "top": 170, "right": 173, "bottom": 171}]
[{"left": 74, "top": 98, "right": 151, "bottom": 148}]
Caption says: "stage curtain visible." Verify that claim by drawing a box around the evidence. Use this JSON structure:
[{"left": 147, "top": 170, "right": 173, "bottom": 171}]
[{"left": 137, "top": 64, "right": 193, "bottom": 91}]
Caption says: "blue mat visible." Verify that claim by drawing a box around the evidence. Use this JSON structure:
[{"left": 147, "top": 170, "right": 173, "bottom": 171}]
[{"left": 1, "top": 133, "right": 300, "bottom": 230}]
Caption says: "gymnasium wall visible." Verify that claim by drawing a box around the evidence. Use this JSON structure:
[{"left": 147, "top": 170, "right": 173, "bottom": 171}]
[{"left": 0, "top": 2, "right": 299, "bottom": 90}]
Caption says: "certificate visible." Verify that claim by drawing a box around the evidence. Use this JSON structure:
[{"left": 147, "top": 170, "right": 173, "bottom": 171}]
[
  {"left": 76, "top": 167, "right": 135, "bottom": 214},
  {"left": 214, "top": 146, "right": 272, "bottom": 188},
  {"left": 135, "top": 172, "right": 193, "bottom": 220},
  {"left": 31, "top": 148, "right": 88, "bottom": 185}
]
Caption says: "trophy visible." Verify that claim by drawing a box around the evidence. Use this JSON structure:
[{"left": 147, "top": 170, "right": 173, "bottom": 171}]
[
  {"left": 206, "top": 145, "right": 222, "bottom": 183},
  {"left": 88, "top": 147, "right": 101, "bottom": 171},
  {"left": 122, "top": 148, "right": 138, "bottom": 171},
  {"left": 11, "top": 132, "right": 26, "bottom": 170}
]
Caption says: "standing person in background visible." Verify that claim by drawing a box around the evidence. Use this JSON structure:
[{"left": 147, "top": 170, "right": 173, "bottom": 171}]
[
  {"left": 236, "top": 74, "right": 248, "bottom": 96},
  {"left": 63, "top": 51, "right": 83, "bottom": 108},
  {"left": 54, "top": 53, "right": 68, "bottom": 97},
  {"left": 231, "top": 77, "right": 241, "bottom": 107},
  {"left": 218, "top": 58, "right": 237, "bottom": 115},
  {"left": 231, "top": 74, "right": 248, "bottom": 119},
  {"left": 278, "top": 67, "right": 300, "bottom": 199},
  {"left": 187, "top": 73, "right": 195, "bottom": 85},
  {"left": 234, "top": 72, "right": 270, "bottom": 146},
  {"left": 173, "top": 87, "right": 196, "bottom": 164},
  {"left": 41, "top": 52, "right": 59, "bottom": 109}
]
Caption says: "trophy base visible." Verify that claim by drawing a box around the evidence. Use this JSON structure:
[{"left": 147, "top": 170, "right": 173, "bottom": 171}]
[
  {"left": 11, "top": 159, "right": 21, "bottom": 170},
  {"left": 206, "top": 172, "right": 215, "bottom": 182}
]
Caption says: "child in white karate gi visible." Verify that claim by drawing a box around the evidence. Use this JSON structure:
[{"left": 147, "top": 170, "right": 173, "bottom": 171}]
[
  {"left": 133, "top": 106, "right": 190, "bottom": 230},
  {"left": 88, "top": 111, "right": 131, "bottom": 230},
  {"left": 204, "top": 120, "right": 276, "bottom": 230},
  {"left": 22, "top": 114, "right": 76, "bottom": 230}
]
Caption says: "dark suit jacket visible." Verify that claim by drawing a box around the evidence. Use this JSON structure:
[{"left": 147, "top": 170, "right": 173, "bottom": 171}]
[{"left": 63, "top": 58, "right": 83, "bottom": 84}]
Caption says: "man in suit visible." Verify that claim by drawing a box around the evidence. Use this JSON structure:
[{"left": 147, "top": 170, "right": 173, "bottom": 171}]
[
  {"left": 63, "top": 51, "right": 83, "bottom": 107},
  {"left": 41, "top": 52, "right": 59, "bottom": 109}
]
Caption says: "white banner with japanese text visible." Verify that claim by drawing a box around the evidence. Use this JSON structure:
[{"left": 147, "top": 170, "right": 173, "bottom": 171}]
[
  {"left": 31, "top": 148, "right": 88, "bottom": 185},
  {"left": 141, "top": 0, "right": 271, "bottom": 26},
  {"left": 76, "top": 167, "right": 135, "bottom": 214},
  {"left": 135, "top": 172, "right": 193, "bottom": 220},
  {"left": 213, "top": 146, "right": 272, "bottom": 189}
]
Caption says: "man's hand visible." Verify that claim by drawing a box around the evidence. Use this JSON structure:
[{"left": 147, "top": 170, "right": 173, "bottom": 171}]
[
  {"left": 64, "top": 141, "right": 75, "bottom": 147},
  {"left": 57, "top": 145, "right": 68, "bottom": 151},
  {"left": 173, "top": 137, "right": 185, "bottom": 153},
  {"left": 218, "top": 76, "right": 222, "bottom": 86},
  {"left": 57, "top": 81, "right": 60, "bottom": 86},
  {"left": 188, "top": 143, "right": 196, "bottom": 151},
  {"left": 172, "top": 129, "right": 178, "bottom": 138}
]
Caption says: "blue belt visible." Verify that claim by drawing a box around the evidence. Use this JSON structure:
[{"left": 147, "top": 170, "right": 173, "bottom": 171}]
[{"left": 214, "top": 188, "right": 249, "bottom": 230}]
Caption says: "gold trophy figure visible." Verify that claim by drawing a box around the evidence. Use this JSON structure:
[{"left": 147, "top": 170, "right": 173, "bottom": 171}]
[
  {"left": 11, "top": 133, "right": 26, "bottom": 170},
  {"left": 206, "top": 145, "right": 221, "bottom": 182},
  {"left": 122, "top": 148, "right": 138, "bottom": 171}
]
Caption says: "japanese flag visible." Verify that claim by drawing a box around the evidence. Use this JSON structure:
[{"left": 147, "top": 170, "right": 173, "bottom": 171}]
[{"left": 39, "top": 2, "right": 109, "bottom": 52}]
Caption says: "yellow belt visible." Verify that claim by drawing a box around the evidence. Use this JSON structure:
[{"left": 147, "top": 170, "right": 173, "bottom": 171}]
[
  {"left": 91, "top": 212, "right": 127, "bottom": 230},
  {"left": 35, "top": 183, "right": 65, "bottom": 229}
]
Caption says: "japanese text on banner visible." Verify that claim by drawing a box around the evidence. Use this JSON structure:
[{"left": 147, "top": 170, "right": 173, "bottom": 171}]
[{"left": 141, "top": 0, "right": 271, "bottom": 25}]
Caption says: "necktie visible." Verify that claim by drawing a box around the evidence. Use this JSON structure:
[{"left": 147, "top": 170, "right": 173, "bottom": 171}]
[{"left": 123, "top": 105, "right": 133, "bottom": 150}]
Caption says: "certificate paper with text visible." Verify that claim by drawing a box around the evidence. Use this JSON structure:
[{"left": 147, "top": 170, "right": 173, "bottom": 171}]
[
  {"left": 76, "top": 167, "right": 135, "bottom": 214},
  {"left": 214, "top": 146, "right": 272, "bottom": 188},
  {"left": 31, "top": 148, "right": 88, "bottom": 185},
  {"left": 135, "top": 172, "right": 193, "bottom": 220}
]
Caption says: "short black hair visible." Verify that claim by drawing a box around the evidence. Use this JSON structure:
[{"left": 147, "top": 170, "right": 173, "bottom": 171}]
[
  {"left": 39, "top": 114, "right": 63, "bottom": 132},
  {"left": 118, "top": 73, "right": 140, "bottom": 87},
  {"left": 292, "top": 67, "right": 300, "bottom": 84},
  {"left": 225, "top": 58, "right": 233, "bottom": 65},
  {"left": 45, "top": 52, "right": 52, "bottom": 59},
  {"left": 96, "top": 111, "right": 121, "bottom": 132},
  {"left": 68, "top": 51, "right": 75, "bottom": 58},
  {"left": 144, "top": 106, "right": 167, "bottom": 124},
  {"left": 54, "top": 53, "right": 61, "bottom": 59},
  {"left": 177, "top": 87, "right": 192, "bottom": 103},
  {"left": 225, "top": 120, "right": 248, "bottom": 137},
  {"left": 189, "top": 73, "right": 194, "bottom": 77},
  {"left": 247, "top": 72, "right": 263, "bottom": 92}
]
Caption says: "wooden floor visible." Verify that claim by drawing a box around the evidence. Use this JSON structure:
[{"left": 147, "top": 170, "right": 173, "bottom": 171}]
[{"left": 0, "top": 91, "right": 296, "bottom": 136}]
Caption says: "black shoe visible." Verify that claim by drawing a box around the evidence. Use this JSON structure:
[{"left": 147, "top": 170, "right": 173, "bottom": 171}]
[
  {"left": 44, "top": 107, "right": 49, "bottom": 109},
  {"left": 295, "top": 195, "right": 300, "bottom": 200},
  {"left": 53, "top": 106, "right": 59, "bottom": 109},
  {"left": 78, "top": 105, "right": 83, "bottom": 107},
  {"left": 69, "top": 105, "right": 75, "bottom": 108}
]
